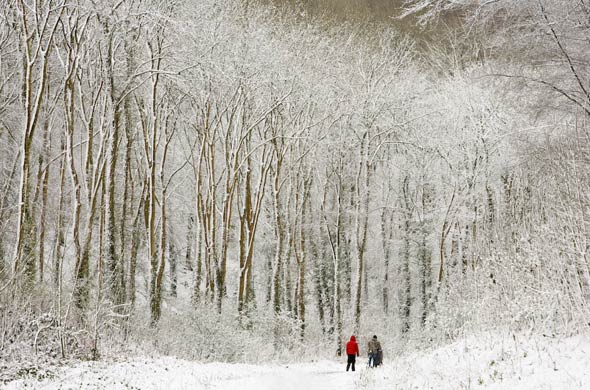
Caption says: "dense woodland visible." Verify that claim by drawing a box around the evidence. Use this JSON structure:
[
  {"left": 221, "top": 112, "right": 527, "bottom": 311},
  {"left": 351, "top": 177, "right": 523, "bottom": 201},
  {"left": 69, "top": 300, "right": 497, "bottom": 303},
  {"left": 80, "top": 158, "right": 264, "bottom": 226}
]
[{"left": 0, "top": 0, "right": 589, "bottom": 364}]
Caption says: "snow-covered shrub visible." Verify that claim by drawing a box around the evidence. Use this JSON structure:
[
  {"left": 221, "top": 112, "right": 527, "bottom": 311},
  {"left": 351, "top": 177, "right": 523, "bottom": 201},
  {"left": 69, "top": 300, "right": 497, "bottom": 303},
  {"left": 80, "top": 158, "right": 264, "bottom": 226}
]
[
  {"left": 125, "top": 301, "right": 307, "bottom": 363},
  {"left": 0, "top": 286, "right": 96, "bottom": 383}
]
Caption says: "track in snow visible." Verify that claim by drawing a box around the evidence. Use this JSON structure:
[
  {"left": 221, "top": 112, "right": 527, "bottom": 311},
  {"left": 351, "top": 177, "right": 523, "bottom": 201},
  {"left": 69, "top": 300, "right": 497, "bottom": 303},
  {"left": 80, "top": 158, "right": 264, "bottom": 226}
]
[{"left": 5, "top": 358, "right": 368, "bottom": 390}]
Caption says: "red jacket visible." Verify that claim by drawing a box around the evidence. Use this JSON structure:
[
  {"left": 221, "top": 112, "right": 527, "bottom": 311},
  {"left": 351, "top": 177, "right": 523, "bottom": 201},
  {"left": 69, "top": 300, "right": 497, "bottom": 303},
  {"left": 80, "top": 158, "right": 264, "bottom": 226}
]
[{"left": 346, "top": 336, "right": 359, "bottom": 356}]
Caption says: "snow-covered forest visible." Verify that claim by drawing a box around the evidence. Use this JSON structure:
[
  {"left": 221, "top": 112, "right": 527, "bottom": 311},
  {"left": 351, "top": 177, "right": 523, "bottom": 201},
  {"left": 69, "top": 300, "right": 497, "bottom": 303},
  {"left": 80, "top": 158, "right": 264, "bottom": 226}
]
[{"left": 1, "top": 0, "right": 590, "bottom": 388}]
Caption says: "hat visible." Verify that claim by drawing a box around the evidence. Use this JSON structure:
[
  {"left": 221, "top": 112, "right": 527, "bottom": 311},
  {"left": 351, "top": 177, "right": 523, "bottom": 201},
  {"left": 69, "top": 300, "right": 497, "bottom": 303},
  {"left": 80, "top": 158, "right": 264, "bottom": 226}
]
[{"left": 373, "top": 335, "right": 377, "bottom": 339}]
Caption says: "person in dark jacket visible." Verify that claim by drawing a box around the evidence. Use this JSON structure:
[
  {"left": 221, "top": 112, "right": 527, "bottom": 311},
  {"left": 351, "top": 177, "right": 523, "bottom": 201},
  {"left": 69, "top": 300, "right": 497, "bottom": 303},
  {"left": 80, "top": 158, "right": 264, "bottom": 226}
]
[
  {"left": 345, "top": 335, "right": 360, "bottom": 371},
  {"left": 367, "top": 335, "right": 382, "bottom": 367}
]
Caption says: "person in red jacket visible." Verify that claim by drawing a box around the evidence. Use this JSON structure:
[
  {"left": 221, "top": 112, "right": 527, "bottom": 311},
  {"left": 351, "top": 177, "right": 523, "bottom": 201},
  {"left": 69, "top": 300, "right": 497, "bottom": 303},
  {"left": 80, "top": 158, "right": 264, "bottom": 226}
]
[{"left": 345, "top": 335, "right": 360, "bottom": 371}]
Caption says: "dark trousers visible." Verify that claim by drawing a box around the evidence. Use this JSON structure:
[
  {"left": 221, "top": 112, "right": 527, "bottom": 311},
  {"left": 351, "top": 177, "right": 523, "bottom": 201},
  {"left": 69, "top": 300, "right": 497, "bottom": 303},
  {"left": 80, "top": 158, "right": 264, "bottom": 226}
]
[
  {"left": 368, "top": 352, "right": 379, "bottom": 367},
  {"left": 346, "top": 354, "right": 356, "bottom": 371}
]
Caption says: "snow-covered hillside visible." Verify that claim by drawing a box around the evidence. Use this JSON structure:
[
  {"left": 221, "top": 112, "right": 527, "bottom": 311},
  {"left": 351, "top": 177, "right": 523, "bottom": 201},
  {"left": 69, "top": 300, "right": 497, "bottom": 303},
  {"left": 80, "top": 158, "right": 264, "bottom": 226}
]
[{"left": 6, "top": 332, "right": 589, "bottom": 389}]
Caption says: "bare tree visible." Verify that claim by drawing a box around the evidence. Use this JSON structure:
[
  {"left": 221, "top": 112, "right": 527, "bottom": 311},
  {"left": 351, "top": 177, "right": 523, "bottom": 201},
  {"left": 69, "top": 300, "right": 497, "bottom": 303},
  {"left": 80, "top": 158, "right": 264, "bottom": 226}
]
[{"left": 11, "top": 0, "right": 64, "bottom": 286}]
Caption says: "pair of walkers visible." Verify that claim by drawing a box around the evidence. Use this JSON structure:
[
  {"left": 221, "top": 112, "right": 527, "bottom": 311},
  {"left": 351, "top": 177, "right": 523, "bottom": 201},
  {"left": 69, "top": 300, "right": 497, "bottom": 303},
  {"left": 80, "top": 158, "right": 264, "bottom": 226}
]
[{"left": 345, "top": 335, "right": 382, "bottom": 371}]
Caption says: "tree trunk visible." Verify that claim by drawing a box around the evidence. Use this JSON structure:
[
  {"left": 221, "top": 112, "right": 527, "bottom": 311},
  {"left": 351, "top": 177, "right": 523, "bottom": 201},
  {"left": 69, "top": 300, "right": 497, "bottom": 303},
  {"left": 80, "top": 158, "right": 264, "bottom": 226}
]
[
  {"left": 272, "top": 165, "right": 285, "bottom": 315},
  {"left": 381, "top": 207, "right": 394, "bottom": 314},
  {"left": 400, "top": 176, "right": 412, "bottom": 334},
  {"left": 185, "top": 215, "right": 194, "bottom": 272},
  {"left": 53, "top": 141, "right": 67, "bottom": 289},
  {"left": 169, "top": 233, "right": 177, "bottom": 298},
  {"left": 354, "top": 134, "right": 371, "bottom": 333},
  {"left": 12, "top": 0, "right": 62, "bottom": 286},
  {"left": 37, "top": 123, "right": 51, "bottom": 283},
  {"left": 128, "top": 183, "right": 145, "bottom": 307}
]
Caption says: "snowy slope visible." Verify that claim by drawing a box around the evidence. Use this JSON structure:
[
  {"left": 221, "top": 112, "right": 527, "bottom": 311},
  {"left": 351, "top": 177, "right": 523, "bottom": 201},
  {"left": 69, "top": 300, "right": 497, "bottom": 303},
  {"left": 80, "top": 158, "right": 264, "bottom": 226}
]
[
  {"left": 372, "top": 333, "right": 590, "bottom": 390},
  {"left": 6, "top": 333, "right": 589, "bottom": 389}
]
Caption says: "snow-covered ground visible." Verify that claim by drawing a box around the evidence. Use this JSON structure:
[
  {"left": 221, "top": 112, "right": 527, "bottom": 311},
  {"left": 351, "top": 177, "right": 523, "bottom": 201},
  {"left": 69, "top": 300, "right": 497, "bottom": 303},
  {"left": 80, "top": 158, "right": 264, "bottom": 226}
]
[
  {"left": 6, "top": 332, "right": 589, "bottom": 389},
  {"left": 383, "top": 333, "right": 590, "bottom": 390}
]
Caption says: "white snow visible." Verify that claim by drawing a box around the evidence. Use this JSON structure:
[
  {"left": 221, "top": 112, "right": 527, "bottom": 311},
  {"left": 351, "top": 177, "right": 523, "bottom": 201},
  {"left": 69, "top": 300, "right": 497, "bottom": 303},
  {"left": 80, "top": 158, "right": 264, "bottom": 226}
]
[
  {"left": 375, "top": 332, "right": 590, "bottom": 390},
  {"left": 6, "top": 332, "right": 589, "bottom": 389},
  {"left": 4, "top": 359, "right": 359, "bottom": 390}
]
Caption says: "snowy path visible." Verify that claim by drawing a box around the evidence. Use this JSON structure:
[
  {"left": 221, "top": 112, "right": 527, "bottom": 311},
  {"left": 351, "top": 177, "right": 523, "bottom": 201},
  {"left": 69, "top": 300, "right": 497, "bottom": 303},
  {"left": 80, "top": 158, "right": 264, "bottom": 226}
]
[
  {"left": 211, "top": 363, "right": 358, "bottom": 390},
  {"left": 4, "top": 358, "right": 365, "bottom": 390}
]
